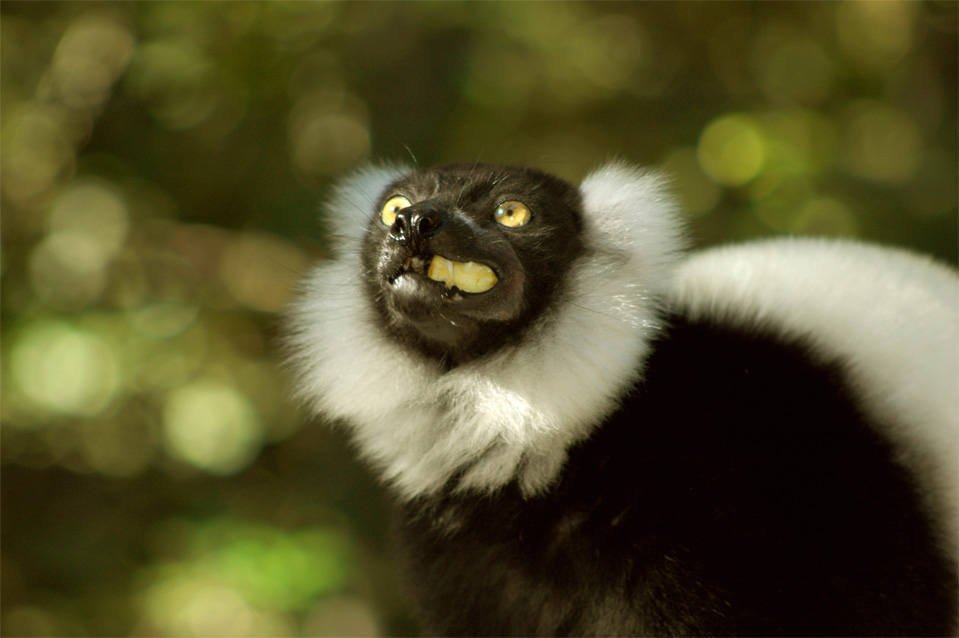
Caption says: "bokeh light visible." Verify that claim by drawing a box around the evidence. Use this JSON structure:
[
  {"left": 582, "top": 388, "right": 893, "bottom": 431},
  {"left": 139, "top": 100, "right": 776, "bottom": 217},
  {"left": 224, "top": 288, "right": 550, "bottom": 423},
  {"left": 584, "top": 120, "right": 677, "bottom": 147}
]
[
  {"left": 38, "top": 13, "right": 135, "bottom": 111},
  {"left": 1, "top": 103, "right": 78, "bottom": 205},
  {"left": 28, "top": 179, "right": 130, "bottom": 309},
  {"left": 9, "top": 320, "right": 120, "bottom": 419},
  {"left": 835, "top": 0, "right": 919, "bottom": 70},
  {"left": 697, "top": 114, "right": 767, "bottom": 187},
  {"left": 162, "top": 380, "right": 262, "bottom": 475}
]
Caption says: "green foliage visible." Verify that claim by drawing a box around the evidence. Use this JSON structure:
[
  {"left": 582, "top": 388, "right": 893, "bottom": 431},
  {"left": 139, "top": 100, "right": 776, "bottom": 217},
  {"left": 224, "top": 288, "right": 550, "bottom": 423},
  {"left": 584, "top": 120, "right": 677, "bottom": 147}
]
[{"left": 1, "top": 1, "right": 956, "bottom": 636}]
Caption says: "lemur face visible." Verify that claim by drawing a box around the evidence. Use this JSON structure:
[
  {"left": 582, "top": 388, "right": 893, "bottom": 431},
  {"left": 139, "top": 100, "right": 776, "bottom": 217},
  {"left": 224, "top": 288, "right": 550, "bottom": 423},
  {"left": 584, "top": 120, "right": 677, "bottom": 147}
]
[{"left": 361, "top": 163, "right": 584, "bottom": 365}]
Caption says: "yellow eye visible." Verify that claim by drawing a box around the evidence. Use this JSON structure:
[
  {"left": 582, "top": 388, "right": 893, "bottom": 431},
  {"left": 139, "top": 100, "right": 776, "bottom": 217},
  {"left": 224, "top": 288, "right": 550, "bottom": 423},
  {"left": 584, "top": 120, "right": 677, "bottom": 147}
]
[
  {"left": 494, "top": 201, "right": 531, "bottom": 228},
  {"left": 381, "top": 195, "right": 411, "bottom": 226}
]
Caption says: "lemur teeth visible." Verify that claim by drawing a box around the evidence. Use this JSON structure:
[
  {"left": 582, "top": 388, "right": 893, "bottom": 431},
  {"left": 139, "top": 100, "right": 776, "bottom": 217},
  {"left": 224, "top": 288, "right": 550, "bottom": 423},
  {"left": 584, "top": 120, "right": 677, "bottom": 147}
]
[{"left": 427, "top": 255, "right": 497, "bottom": 293}]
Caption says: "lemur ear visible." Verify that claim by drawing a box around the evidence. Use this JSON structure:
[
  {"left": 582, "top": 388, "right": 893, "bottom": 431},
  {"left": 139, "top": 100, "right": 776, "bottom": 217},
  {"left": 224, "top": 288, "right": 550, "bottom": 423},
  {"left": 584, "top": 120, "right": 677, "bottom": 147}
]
[
  {"left": 578, "top": 161, "right": 686, "bottom": 297},
  {"left": 324, "top": 164, "right": 410, "bottom": 240}
]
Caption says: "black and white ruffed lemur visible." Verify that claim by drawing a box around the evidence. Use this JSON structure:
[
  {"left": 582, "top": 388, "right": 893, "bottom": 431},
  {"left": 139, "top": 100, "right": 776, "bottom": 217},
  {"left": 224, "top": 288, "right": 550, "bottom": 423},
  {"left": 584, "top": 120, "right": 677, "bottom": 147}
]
[{"left": 287, "top": 162, "right": 958, "bottom": 636}]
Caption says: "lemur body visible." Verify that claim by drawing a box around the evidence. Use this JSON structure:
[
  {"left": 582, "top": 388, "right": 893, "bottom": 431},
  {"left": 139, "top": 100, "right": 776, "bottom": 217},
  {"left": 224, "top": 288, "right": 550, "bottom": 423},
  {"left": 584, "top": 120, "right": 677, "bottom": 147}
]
[{"left": 288, "top": 163, "right": 958, "bottom": 636}]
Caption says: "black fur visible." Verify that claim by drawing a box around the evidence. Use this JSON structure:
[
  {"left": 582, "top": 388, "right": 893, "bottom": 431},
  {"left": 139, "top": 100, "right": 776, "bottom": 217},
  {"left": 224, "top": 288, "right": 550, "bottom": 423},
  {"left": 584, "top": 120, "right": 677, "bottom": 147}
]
[{"left": 394, "top": 314, "right": 958, "bottom": 636}]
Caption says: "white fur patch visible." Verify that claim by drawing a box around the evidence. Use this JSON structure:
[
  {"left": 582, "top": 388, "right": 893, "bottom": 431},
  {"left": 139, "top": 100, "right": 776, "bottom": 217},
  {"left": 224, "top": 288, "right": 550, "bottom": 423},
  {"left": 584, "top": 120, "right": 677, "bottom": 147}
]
[
  {"left": 670, "top": 238, "right": 959, "bottom": 560},
  {"left": 287, "top": 162, "right": 685, "bottom": 499}
]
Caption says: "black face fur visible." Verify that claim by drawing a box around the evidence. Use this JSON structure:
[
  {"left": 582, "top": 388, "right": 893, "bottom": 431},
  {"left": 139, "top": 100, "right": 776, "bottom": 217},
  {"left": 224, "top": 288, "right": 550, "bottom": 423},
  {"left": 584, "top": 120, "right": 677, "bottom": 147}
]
[{"left": 361, "top": 163, "right": 585, "bottom": 365}]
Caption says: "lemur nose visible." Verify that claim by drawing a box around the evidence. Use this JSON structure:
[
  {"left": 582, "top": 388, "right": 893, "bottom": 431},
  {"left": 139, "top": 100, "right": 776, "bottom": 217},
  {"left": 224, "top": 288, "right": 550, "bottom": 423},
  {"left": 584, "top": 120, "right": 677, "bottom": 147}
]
[{"left": 391, "top": 205, "right": 446, "bottom": 242}]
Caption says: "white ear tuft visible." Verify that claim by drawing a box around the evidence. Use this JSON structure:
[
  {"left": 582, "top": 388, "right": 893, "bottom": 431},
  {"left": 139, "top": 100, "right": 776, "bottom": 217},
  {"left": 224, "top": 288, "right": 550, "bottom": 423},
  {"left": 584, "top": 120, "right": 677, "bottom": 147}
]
[
  {"left": 323, "top": 163, "right": 411, "bottom": 244},
  {"left": 579, "top": 161, "right": 687, "bottom": 298}
]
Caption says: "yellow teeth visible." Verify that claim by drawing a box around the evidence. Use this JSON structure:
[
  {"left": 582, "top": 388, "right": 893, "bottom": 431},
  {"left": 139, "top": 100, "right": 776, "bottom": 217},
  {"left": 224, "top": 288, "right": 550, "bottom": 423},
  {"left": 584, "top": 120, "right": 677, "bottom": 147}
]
[{"left": 427, "top": 255, "right": 498, "bottom": 293}]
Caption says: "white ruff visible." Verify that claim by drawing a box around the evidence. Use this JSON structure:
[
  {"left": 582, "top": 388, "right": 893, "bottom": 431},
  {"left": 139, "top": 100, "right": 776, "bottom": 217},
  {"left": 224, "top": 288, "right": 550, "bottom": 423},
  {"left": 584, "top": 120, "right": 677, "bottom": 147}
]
[{"left": 287, "top": 162, "right": 685, "bottom": 499}]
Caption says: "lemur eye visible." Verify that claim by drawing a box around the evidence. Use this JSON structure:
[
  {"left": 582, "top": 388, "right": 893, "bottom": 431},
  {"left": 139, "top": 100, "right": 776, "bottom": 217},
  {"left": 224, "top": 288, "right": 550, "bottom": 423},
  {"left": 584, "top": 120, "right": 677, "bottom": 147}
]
[
  {"left": 494, "top": 201, "right": 531, "bottom": 228},
  {"left": 381, "top": 196, "right": 412, "bottom": 226}
]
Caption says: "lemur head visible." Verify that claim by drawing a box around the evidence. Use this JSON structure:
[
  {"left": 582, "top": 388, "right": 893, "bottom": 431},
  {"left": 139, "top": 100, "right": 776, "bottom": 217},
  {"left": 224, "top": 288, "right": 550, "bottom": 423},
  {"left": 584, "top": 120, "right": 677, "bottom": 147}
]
[
  {"left": 289, "top": 161, "right": 682, "bottom": 495},
  {"left": 362, "top": 163, "right": 585, "bottom": 365}
]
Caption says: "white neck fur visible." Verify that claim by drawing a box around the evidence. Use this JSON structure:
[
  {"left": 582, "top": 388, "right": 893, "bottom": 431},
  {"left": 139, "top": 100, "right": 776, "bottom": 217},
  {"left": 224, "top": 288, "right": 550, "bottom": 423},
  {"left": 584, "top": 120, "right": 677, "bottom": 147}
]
[{"left": 287, "top": 162, "right": 685, "bottom": 500}]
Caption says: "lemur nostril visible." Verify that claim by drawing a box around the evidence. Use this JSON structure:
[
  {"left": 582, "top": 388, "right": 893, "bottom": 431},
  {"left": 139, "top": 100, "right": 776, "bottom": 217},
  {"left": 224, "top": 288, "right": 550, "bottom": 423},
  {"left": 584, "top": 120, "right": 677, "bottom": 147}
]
[{"left": 416, "top": 214, "right": 442, "bottom": 237}]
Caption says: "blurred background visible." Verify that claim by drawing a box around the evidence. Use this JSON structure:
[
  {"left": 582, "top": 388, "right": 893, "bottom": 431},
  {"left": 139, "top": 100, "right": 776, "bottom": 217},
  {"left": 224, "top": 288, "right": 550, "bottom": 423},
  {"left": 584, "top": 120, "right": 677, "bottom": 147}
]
[{"left": 1, "top": 1, "right": 956, "bottom": 636}]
